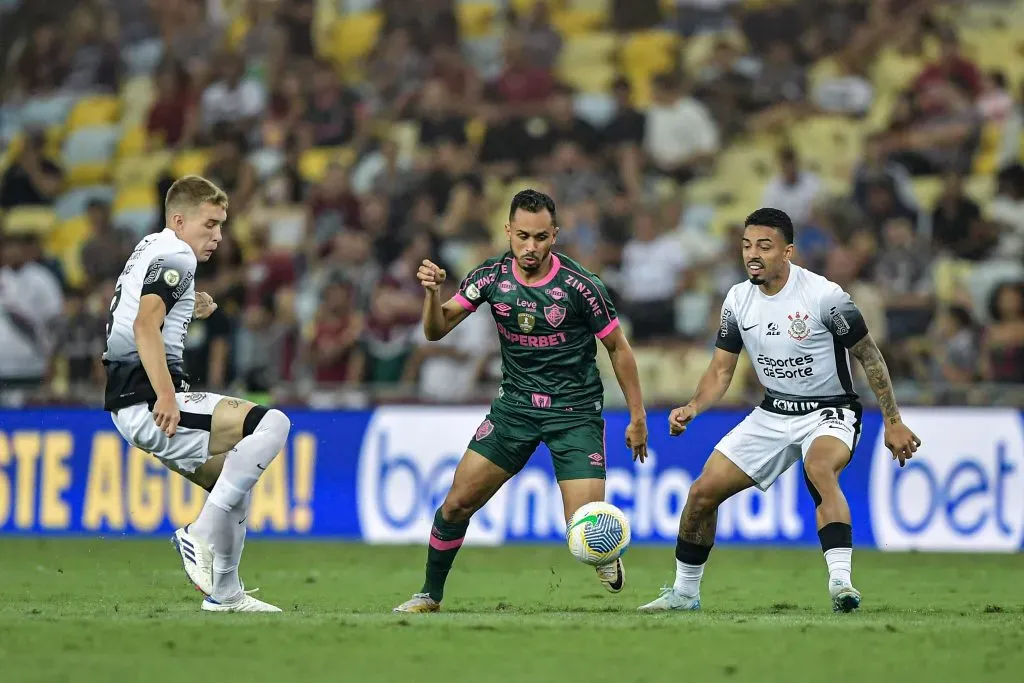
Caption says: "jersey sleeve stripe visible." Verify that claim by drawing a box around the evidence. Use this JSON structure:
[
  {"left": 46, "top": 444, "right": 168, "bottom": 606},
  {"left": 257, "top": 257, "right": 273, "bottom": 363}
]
[
  {"left": 595, "top": 317, "right": 620, "bottom": 339},
  {"left": 559, "top": 266, "right": 613, "bottom": 319},
  {"left": 452, "top": 293, "right": 477, "bottom": 312}
]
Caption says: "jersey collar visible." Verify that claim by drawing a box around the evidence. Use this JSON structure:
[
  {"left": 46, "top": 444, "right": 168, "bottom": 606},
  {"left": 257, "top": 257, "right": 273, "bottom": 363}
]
[{"left": 511, "top": 253, "right": 562, "bottom": 288}]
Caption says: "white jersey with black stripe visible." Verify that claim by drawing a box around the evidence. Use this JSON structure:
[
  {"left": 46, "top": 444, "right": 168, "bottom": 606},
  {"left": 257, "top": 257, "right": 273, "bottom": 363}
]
[
  {"left": 716, "top": 264, "right": 869, "bottom": 414},
  {"left": 102, "top": 229, "right": 197, "bottom": 411}
]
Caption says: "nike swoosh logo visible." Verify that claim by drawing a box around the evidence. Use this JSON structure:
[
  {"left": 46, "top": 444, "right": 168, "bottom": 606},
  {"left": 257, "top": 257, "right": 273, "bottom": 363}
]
[
  {"left": 256, "top": 463, "right": 266, "bottom": 470},
  {"left": 238, "top": 517, "right": 247, "bottom": 525},
  {"left": 568, "top": 514, "right": 600, "bottom": 532},
  {"left": 742, "top": 324, "right": 758, "bottom": 331}
]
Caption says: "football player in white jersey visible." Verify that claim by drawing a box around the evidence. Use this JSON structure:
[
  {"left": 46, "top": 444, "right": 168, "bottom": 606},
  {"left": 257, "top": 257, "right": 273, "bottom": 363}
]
[
  {"left": 103, "top": 176, "right": 289, "bottom": 613},
  {"left": 639, "top": 207, "right": 921, "bottom": 613}
]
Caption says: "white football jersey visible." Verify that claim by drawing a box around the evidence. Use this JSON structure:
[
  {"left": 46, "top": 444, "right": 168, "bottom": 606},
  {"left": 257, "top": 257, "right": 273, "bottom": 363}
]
[
  {"left": 717, "top": 264, "right": 869, "bottom": 415},
  {"left": 102, "top": 229, "right": 197, "bottom": 411}
]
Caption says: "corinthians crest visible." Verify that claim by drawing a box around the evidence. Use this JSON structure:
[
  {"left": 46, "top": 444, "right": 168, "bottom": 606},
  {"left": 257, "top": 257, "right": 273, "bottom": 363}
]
[
  {"left": 518, "top": 313, "right": 535, "bottom": 333},
  {"left": 544, "top": 303, "right": 565, "bottom": 328},
  {"left": 787, "top": 311, "right": 810, "bottom": 341}
]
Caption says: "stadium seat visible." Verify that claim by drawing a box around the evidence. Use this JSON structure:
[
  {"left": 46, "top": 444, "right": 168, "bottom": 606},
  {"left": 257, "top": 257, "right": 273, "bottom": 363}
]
[
  {"left": 46, "top": 215, "right": 92, "bottom": 254},
  {"left": 114, "top": 184, "right": 159, "bottom": 215},
  {"left": 62, "top": 125, "right": 118, "bottom": 188},
  {"left": 114, "top": 152, "right": 171, "bottom": 187},
  {"left": 172, "top": 149, "right": 212, "bottom": 178},
  {"left": 466, "top": 117, "right": 487, "bottom": 147},
  {"left": 558, "top": 62, "right": 617, "bottom": 94},
  {"left": 119, "top": 76, "right": 156, "bottom": 126},
  {"left": 66, "top": 96, "right": 121, "bottom": 131},
  {"left": 299, "top": 147, "right": 356, "bottom": 182},
  {"left": 621, "top": 29, "right": 680, "bottom": 76},
  {"left": 122, "top": 37, "right": 164, "bottom": 76},
  {"left": 3, "top": 206, "right": 57, "bottom": 236},
  {"left": 116, "top": 125, "right": 149, "bottom": 158},
  {"left": 551, "top": 8, "right": 606, "bottom": 36},
  {"left": 457, "top": 3, "right": 497, "bottom": 39},
  {"left": 18, "top": 94, "right": 76, "bottom": 129},
  {"left": 323, "top": 12, "right": 383, "bottom": 65}
]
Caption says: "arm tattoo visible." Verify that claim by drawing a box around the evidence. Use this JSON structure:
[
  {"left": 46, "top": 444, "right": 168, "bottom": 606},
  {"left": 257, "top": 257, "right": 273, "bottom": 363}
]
[{"left": 850, "top": 335, "right": 901, "bottom": 425}]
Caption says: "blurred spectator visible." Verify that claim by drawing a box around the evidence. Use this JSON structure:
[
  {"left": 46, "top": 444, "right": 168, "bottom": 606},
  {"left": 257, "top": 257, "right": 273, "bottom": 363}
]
[
  {"left": 239, "top": 0, "right": 284, "bottom": 70},
  {"left": 613, "top": 0, "right": 663, "bottom": 31},
  {"left": 263, "top": 135, "right": 306, "bottom": 205},
  {"left": 517, "top": 2, "right": 562, "bottom": 70},
  {"left": 308, "top": 280, "right": 363, "bottom": 385},
  {"left": 0, "top": 234, "right": 64, "bottom": 392},
  {"left": 262, "top": 71, "right": 306, "bottom": 150},
  {"left": 302, "top": 61, "right": 366, "bottom": 148},
  {"left": 886, "top": 83, "right": 981, "bottom": 176},
  {"left": 368, "top": 27, "right": 427, "bottom": 115},
  {"left": 604, "top": 78, "right": 646, "bottom": 150},
  {"left": 308, "top": 163, "right": 362, "bottom": 250},
  {"left": 761, "top": 147, "right": 822, "bottom": 229},
  {"left": 354, "top": 278, "right": 417, "bottom": 386},
  {"left": 52, "top": 287, "right": 106, "bottom": 392},
  {"left": 913, "top": 32, "right": 981, "bottom": 100},
  {"left": 533, "top": 85, "right": 601, "bottom": 158},
  {"left": 980, "top": 281, "right": 1024, "bottom": 384},
  {"left": 245, "top": 221, "right": 296, "bottom": 308},
  {"left": 204, "top": 127, "right": 257, "bottom": 212},
  {"left": 235, "top": 288, "right": 300, "bottom": 392},
  {"left": 931, "top": 172, "right": 991, "bottom": 260},
  {"left": 80, "top": 199, "right": 132, "bottom": 284},
  {"left": 852, "top": 133, "right": 916, "bottom": 215},
  {"left": 674, "top": 0, "right": 738, "bottom": 37},
  {"left": 200, "top": 52, "right": 267, "bottom": 138},
  {"left": 147, "top": 61, "right": 198, "bottom": 149},
  {"left": 748, "top": 41, "right": 806, "bottom": 115},
  {"left": 354, "top": 138, "right": 419, "bottom": 200},
  {"left": 429, "top": 43, "right": 482, "bottom": 115},
  {"left": 644, "top": 74, "right": 719, "bottom": 184},
  {"left": 976, "top": 70, "right": 1014, "bottom": 124},
  {"left": 547, "top": 141, "right": 611, "bottom": 207},
  {"left": 13, "top": 20, "right": 67, "bottom": 96},
  {"left": 989, "top": 163, "right": 1024, "bottom": 262},
  {"left": 810, "top": 52, "right": 874, "bottom": 118},
  {"left": 0, "top": 130, "right": 62, "bottom": 209},
  {"left": 925, "top": 305, "right": 977, "bottom": 386},
  {"left": 496, "top": 32, "right": 555, "bottom": 116},
  {"left": 167, "top": 0, "right": 223, "bottom": 74},
  {"left": 478, "top": 86, "right": 528, "bottom": 179},
  {"left": 402, "top": 277, "right": 496, "bottom": 402},
  {"left": 183, "top": 303, "right": 232, "bottom": 390},
  {"left": 618, "top": 210, "right": 689, "bottom": 343},
  {"left": 415, "top": 79, "right": 467, "bottom": 148},
  {"left": 276, "top": 0, "right": 315, "bottom": 62},
  {"left": 862, "top": 179, "right": 917, "bottom": 238},
  {"left": 63, "top": 4, "right": 121, "bottom": 93},
  {"left": 874, "top": 218, "right": 933, "bottom": 342}
]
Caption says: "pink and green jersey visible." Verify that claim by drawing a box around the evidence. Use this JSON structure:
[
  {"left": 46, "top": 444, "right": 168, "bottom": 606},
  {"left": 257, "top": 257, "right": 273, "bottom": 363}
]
[{"left": 454, "top": 251, "right": 619, "bottom": 412}]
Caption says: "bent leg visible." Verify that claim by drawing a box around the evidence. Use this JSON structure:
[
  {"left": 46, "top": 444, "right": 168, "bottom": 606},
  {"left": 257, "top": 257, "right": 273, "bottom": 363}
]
[{"left": 803, "top": 434, "right": 857, "bottom": 602}]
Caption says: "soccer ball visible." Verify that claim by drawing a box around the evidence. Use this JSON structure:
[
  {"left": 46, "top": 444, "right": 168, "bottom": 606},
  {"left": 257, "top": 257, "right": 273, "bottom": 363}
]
[{"left": 566, "top": 501, "right": 631, "bottom": 566}]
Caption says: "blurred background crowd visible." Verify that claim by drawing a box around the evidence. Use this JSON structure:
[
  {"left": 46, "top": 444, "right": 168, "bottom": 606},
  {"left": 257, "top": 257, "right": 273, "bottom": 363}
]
[{"left": 0, "top": 0, "right": 1022, "bottom": 409}]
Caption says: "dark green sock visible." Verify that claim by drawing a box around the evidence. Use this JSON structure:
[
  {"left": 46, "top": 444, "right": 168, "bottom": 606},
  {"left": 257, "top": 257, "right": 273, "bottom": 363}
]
[{"left": 421, "top": 508, "right": 469, "bottom": 602}]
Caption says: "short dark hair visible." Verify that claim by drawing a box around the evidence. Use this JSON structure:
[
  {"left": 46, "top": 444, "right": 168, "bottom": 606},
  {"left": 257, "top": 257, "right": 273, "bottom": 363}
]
[
  {"left": 509, "top": 188, "right": 557, "bottom": 225},
  {"left": 744, "top": 207, "right": 794, "bottom": 244},
  {"left": 987, "top": 281, "right": 1024, "bottom": 322}
]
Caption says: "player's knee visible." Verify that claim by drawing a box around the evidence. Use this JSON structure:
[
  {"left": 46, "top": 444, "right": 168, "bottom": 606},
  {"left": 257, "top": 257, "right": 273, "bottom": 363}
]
[
  {"left": 243, "top": 406, "right": 291, "bottom": 447},
  {"left": 440, "top": 494, "right": 481, "bottom": 524},
  {"left": 686, "top": 477, "right": 722, "bottom": 515},
  {"left": 803, "top": 457, "right": 838, "bottom": 489}
]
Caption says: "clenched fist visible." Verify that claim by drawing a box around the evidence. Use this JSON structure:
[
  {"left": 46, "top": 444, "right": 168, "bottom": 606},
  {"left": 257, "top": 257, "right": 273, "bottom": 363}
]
[
  {"left": 417, "top": 259, "right": 447, "bottom": 293},
  {"left": 194, "top": 291, "right": 218, "bottom": 319}
]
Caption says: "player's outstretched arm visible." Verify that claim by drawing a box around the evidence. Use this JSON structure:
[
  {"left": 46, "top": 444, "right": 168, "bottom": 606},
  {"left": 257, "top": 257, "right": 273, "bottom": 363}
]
[
  {"left": 669, "top": 348, "right": 739, "bottom": 436},
  {"left": 134, "top": 293, "right": 179, "bottom": 436},
  {"left": 419, "top": 259, "right": 471, "bottom": 341},
  {"left": 599, "top": 326, "right": 648, "bottom": 462},
  {"left": 848, "top": 334, "right": 921, "bottom": 466}
]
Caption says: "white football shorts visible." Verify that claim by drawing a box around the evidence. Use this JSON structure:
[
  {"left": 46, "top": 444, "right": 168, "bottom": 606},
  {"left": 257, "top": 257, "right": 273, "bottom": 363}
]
[
  {"left": 714, "top": 405, "right": 861, "bottom": 491},
  {"left": 110, "top": 392, "right": 225, "bottom": 474}
]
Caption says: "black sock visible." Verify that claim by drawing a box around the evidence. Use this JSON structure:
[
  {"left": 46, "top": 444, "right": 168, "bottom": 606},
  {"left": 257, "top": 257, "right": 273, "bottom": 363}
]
[
  {"left": 675, "top": 537, "right": 713, "bottom": 566},
  {"left": 421, "top": 508, "right": 469, "bottom": 602},
  {"left": 817, "top": 522, "right": 852, "bottom": 552}
]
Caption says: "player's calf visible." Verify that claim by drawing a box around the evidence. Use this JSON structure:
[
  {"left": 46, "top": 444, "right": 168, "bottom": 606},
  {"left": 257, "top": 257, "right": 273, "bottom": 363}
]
[{"left": 803, "top": 441, "right": 858, "bottom": 611}]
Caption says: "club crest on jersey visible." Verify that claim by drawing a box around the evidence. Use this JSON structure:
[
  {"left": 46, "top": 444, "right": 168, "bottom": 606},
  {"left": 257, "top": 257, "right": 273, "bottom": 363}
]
[
  {"left": 498, "top": 280, "right": 516, "bottom": 293},
  {"left": 544, "top": 303, "right": 566, "bottom": 328},
  {"left": 475, "top": 419, "right": 494, "bottom": 440},
  {"left": 465, "top": 283, "right": 481, "bottom": 301},
  {"left": 518, "top": 313, "right": 535, "bottom": 333},
  {"left": 493, "top": 302, "right": 512, "bottom": 317},
  {"left": 547, "top": 287, "right": 566, "bottom": 300},
  {"left": 183, "top": 392, "right": 207, "bottom": 404},
  {"left": 163, "top": 268, "right": 181, "bottom": 287},
  {"left": 787, "top": 311, "right": 810, "bottom": 341}
]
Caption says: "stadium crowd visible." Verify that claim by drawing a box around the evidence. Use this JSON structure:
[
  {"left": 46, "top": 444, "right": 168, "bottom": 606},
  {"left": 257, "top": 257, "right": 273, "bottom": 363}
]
[{"left": 0, "top": 0, "right": 1022, "bottom": 408}]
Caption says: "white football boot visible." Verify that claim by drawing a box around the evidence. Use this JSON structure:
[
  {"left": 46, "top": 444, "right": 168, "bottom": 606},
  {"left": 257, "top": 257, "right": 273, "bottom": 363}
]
[
  {"left": 830, "top": 579, "right": 862, "bottom": 613},
  {"left": 393, "top": 593, "right": 441, "bottom": 613},
  {"left": 172, "top": 526, "right": 214, "bottom": 596},
  {"left": 637, "top": 586, "right": 702, "bottom": 612},
  {"left": 595, "top": 558, "right": 625, "bottom": 593},
  {"left": 201, "top": 593, "right": 282, "bottom": 613}
]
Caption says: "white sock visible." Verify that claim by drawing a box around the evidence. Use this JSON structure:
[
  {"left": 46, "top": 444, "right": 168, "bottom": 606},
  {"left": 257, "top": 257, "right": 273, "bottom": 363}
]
[
  {"left": 674, "top": 560, "right": 704, "bottom": 597},
  {"left": 824, "top": 547, "right": 852, "bottom": 586},
  {"left": 211, "top": 491, "right": 252, "bottom": 601},
  {"left": 190, "top": 410, "right": 290, "bottom": 601}
]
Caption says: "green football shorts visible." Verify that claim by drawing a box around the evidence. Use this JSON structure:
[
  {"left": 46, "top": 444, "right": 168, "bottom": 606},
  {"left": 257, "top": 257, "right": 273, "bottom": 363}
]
[{"left": 468, "top": 399, "right": 607, "bottom": 481}]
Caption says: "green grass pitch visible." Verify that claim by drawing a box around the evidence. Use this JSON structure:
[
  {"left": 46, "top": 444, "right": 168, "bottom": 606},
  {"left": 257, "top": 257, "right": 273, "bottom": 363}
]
[{"left": 1, "top": 539, "right": 1022, "bottom": 683}]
